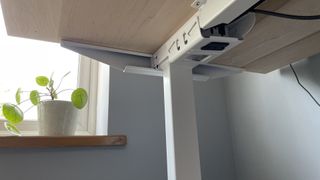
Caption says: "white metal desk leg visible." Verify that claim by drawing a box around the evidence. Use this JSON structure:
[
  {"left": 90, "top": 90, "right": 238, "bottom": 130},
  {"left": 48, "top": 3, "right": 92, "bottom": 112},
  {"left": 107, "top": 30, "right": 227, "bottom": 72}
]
[{"left": 162, "top": 63, "right": 202, "bottom": 180}]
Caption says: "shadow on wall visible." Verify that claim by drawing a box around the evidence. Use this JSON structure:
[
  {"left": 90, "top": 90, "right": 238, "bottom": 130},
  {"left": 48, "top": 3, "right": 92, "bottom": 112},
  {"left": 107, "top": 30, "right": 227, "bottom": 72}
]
[{"left": 279, "top": 53, "right": 320, "bottom": 91}]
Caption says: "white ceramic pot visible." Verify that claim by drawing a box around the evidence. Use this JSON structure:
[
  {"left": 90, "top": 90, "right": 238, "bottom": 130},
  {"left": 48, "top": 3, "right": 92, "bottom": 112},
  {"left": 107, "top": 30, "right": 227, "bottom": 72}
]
[{"left": 37, "top": 100, "right": 79, "bottom": 136}]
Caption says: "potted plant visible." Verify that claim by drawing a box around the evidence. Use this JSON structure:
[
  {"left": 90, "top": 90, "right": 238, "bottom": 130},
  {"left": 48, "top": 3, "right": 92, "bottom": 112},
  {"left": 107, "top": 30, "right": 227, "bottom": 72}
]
[{"left": 0, "top": 72, "right": 88, "bottom": 136}]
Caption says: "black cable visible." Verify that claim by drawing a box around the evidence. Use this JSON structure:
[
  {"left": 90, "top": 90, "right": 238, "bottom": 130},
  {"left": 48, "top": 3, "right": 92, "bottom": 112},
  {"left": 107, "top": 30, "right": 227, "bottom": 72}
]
[
  {"left": 248, "top": 8, "right": 320, "bottom": 107},
  {"left": 250, "top": 9, "right": 320, "bottom": 20},
  {"left": 289, "top": 64, "right": 320, "bottom": 108}
]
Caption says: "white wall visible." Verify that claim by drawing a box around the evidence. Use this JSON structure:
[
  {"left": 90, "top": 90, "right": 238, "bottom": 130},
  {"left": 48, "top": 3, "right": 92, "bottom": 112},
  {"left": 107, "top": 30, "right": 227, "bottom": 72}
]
[
  {"left": 225, "top": 54, "right": 320, "bottom": 180},
  {"left": 0, "top": 67, "right": 235, "bottom": 180}
]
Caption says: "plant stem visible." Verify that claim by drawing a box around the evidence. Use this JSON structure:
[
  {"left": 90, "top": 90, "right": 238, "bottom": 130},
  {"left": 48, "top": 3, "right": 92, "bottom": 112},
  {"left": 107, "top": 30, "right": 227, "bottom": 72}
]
[
  {"left": 55, "top": 72, "right": 71, "bottom": 92},
  {"left": 24, "top": 106, "right": 34, "bottom": 114},
  {"left": 18, "top": 94, "right": 51, "bottom": 106},
  {"left": 46, "top": 87, "right": 55, "bottom": 100},
  {"left": 21, "top": 91, "right": 48, "bottom": 95},
  {"left": 57, "top": 89, "right": 74, "bottom": 95}
]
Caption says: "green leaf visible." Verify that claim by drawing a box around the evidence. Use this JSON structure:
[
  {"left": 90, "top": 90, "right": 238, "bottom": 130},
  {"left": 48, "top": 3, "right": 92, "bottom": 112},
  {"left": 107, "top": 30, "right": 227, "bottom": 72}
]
[
  {"left": 4, "top": 122, "right": 21, "bottom": 136},
  {"left": 2, "top": 103, "right": 23, "bottom": 124},
  {"left": 36, "top": 76, "right": 49, "bottom": 86},
  {"left": 30, "top": 90, "right": 40, "bottom": 105},
  {"left": 71, "top": 88, "right": 88, "bottom": 109},
  {"left": 15, "top": 88, "right": 21, "bottom": 105}
]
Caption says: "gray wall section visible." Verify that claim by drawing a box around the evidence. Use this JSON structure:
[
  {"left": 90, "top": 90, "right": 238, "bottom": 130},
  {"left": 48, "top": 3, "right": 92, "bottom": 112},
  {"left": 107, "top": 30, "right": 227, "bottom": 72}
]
[
  {"left": 225, "top": 54, "right": 320, "bottom": 180},
  {"left": 194, "top": 79, "right": 236, "bottom": 180},
  {"left": 107, "top": 68, "right": 167, "bottom": 180},
  {"left": 108, "top": 68, "right": 236, "bottom": 180},
  {"left": 0, "top": 67, "right": 235, "bottom": 180}
]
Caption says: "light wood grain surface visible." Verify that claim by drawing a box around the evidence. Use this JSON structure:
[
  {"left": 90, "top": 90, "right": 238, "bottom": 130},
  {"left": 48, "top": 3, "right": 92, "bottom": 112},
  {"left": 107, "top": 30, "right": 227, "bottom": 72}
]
[
  {"left": 0, "top": 135, "right": 127, "bottom": 148},
  {"left": 210, "top": 0, "right": 320, "bottom": 73},
  {"left": 1, "top": 0, "right": 319, "bottom": 73},
  {"left": 0, "top": 0, "right": 196, "bottom": 54},
  {"left": 245, "top": 31, "right": 320, "bottom": 73}
]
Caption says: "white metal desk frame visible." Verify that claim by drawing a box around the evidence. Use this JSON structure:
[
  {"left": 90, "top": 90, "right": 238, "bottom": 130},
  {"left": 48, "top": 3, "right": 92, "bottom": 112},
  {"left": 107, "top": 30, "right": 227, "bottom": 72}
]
[{"left": 62, "top": 1, "right": 260, "bottom": 179}]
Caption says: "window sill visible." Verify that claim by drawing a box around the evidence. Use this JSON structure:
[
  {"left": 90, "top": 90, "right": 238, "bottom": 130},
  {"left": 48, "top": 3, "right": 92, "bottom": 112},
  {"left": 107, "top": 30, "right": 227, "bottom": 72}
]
[
  {"left": 0, "top": 135, "right": 127, "bottom": 148},
  {"left": 0, "top": 130, "right": 93, "bottom": 136}
]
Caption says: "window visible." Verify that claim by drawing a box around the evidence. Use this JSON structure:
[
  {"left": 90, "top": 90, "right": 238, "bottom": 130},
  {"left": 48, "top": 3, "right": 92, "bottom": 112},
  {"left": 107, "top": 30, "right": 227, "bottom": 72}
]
[
  {"left": 0, "top": 43, "right": 79, "bottom": 120},
  {"left": 0, "top": 5, "right": 109, "bottom": 135}
]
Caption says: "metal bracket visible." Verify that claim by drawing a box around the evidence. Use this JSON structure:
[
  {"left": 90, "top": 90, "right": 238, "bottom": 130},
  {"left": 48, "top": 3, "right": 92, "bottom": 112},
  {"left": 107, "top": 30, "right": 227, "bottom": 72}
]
[
  {"left": 61, "top": 1, "right": 259, "bottom": 80},
  {"left": 152, "top": 3, "right": 257, "bottom": 79},
  {"left": 61, "top": 40, "right": 152, "bottom": 71},
  {"left": 123, "top": 66, "right": 211, "bottom": 81},
  {"left": 191, "top": 0, "right": 207, "bottom": 9}
]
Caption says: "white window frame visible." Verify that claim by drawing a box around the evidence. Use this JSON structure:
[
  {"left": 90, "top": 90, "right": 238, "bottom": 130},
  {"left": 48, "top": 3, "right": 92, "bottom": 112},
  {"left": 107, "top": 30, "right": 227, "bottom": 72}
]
[{"left": 0, "top": 55, "right": 109, "bottom": 136}]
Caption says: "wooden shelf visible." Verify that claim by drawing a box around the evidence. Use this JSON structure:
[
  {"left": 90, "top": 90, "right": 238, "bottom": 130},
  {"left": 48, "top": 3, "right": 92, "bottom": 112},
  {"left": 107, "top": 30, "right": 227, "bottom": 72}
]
[{"left": 0, "top": 135, "right": 127, "bottom": 148}]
